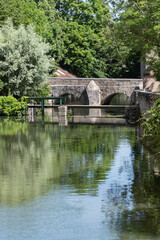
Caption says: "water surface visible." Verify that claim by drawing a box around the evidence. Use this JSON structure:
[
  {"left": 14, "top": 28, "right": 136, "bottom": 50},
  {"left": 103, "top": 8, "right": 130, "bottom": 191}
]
[{"left": 0, "top": 118, "right": 160, "bottom": 240}]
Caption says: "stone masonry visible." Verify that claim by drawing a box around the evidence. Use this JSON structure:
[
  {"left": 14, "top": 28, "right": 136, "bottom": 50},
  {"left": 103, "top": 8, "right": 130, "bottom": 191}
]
[
  {"left": 135, "top": 90, "right": 160, "bottom": 115},
  {"left": 86, "top": 80, "right": 101, "bottom": 105},
  {"left": 48, "top": 77, "right": 143, "bottom": 105}
]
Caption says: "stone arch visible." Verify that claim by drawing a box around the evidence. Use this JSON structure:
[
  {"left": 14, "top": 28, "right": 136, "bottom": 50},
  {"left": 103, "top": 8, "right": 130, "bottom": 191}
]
[
  {"left": 102, "top": 92, "right": 133, "bottom": 105},
  {"left": 57, "top": 93, "right": 84, "bottom": 105},
  {"left": 52, "top": 85, "right": 88, "bottom": 104}
]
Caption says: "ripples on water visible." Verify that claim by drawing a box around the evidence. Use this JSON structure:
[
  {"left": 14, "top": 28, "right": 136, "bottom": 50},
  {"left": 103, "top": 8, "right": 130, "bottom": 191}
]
[{"left": 0, "top": 117, "right": 160, "bottom": 240}]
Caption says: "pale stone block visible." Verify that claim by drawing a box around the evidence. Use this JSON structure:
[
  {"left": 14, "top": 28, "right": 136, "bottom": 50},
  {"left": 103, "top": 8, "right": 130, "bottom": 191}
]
[{"left": 86, "top": 80, "right": 101, "bottom": 105}]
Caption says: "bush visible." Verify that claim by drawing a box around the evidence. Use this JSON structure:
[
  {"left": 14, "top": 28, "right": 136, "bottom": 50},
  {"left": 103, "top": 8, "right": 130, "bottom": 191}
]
[
  {"left": 142, "top": 98, "right": 160, "bottom": 138},
  {"left": 0, "top": 96, "right": 28, "bottom": 116},
  {"left": 142, "top": 98, "right": 160, "bottom": 155}
]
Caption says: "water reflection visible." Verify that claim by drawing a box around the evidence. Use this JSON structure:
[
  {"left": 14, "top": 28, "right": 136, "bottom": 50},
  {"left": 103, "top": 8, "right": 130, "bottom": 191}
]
[
  {"left": 0, "top": 119, "right": 130, "bottom": 205},
  {"left": 0, "top": 118, "right": 160, "bottom": 239},
  {"left": 102, "top": 139, "right": 160, "bottom": 239},
  {"left": 28, "top": 108, "right": 127, "bottom": 126}
]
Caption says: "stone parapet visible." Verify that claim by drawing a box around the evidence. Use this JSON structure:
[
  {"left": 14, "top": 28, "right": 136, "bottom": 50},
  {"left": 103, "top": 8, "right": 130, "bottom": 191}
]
[{"left": 48, "top": 77, "right": 143, "bottom": 87}]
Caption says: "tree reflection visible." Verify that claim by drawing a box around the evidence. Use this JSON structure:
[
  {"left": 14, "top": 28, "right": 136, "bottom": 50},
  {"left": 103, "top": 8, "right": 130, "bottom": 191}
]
[{"left": 0, "top": 119, "right": 134, "bottom": 205}]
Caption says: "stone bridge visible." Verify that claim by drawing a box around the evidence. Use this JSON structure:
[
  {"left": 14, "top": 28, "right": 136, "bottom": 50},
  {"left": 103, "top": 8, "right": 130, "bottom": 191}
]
[{"left": 48, "top": 78, "right": 143, "bottom": 105}]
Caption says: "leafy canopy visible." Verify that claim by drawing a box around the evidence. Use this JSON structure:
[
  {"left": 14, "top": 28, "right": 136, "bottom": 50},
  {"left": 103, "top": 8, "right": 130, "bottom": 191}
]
[
  {"left": 0, "top": 0, "right": 64, "bottom": 60},
  {"left": 0, "top": 0, "right": 143, "bottom": 78},
  {"left": 110, "top": 0, "right": 160, "bottom": 80},
  {"left": 56, "top": 0, "right": 139, "bottom": 77}
]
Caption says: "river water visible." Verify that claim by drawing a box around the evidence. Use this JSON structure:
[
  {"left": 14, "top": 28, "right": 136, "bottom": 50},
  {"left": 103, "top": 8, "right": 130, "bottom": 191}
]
[{"left": 0, "top": 117, "right": 160, "bottom": 240}]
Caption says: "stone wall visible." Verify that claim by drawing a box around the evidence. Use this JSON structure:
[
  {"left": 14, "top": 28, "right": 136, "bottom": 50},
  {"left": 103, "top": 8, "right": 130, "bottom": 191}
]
[
  {"left": 125, "top": 106, "right": 140, "bottom": 123},
  {"left": 52, "top": 85, "right": 86, "bottom": 98},
  {"left": 135, "top": 90, "right": 160, "bottom": 115}
]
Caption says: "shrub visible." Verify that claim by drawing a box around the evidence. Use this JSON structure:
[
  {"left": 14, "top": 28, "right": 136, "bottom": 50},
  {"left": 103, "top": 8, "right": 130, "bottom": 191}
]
[
  {"left": 0, "top": 96, "right": 28, "bottom": 116},
  {"left": 142, "top": 98, "right": 160, "bottom": 138},
  {"left": 142, "top": 98, "right": 160, "bottom": 155}
]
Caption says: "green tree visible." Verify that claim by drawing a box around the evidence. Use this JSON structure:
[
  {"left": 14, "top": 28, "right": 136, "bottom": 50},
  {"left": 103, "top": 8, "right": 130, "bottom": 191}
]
[
  {"left": 0, "top": 19, "right": 52, "bottom": 96},
  {"left": 0, "top": 0, "right": 142, "bottom": 78},
  {"left": 0, "top": 0, "right": 48, "bottom": 31},
  {"left": 0, "top": 0, "right": 64, "bottom": 61},
  {"left": 55, "top": 0, "right": 140, "bottom": 78},
  {"left": 110, "top": 0, "right": 160, "bottom": 80},
  {"left": 55, "top": 0, "right": 110, "bottom": 27},
  {"left": 37, "top": 0, "right": 65, "bottom": 61},
  {"left": 59, "top": 22, "right": 105, "bottom": 77}
]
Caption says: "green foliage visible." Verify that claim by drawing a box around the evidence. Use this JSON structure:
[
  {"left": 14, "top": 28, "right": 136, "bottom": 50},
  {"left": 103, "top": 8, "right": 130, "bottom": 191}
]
[
  {"left": 0, "top": 0, "right": 64, "bottom": 61},
  {"left": 141, "top": 98, "right": 160, "bottom": 156},
  {"left": 0, "top": 0, "right": 50, "bottom": 37},
  {"left": 0, "top": 72, "right": 5, "bottom": 92},
  {"left": 0, "top": 0, "right": 51, "bottom": 35},
  {"left": 0, "top": 81, "right": 5, "bottom": 92},
  {"left": 0, "top": 19, "right": 52, "bottom": 96},
  {"left": 111, "top": 0, "right": 160, "bottom": 80},
  {"left": 0, "top": 96, "right": 28, "bottom": 116},
  {"left": 56, "top": 0, "right": 137, "bottom": 78},
  {"left": 37, "top": 0, "right": 65, "bottom": 60},
  {"left": 60, "top": 22, "right": 106, "bottom": 77},
  {"left": 55, "top": 0, "right": 112, "bottom": 77},
  {"left": 55, "top": 0, "right": 141, "bottom": 78},
  {"left": 0, "top": 0, "right": 142, "bottom": 78},
  {"left": 55, "top": 0, "right": 110, "bottom": 28},
  {"left": 35, "top": 83, "right": 51, "bottom": 97},
  {"left": 143, "top": 98, "right": 160, "bottom": 137}
]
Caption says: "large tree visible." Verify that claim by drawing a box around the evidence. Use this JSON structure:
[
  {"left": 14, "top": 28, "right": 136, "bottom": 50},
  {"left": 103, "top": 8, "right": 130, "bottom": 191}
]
[
  {"left": 0, "top": 0, "right": 64, "bottom": 61},
  {"left": 0, "top": 20, "right": 52, "bottom": 96},
  {"left": 55, "top": 0, "right": 136, "bottom": 78},
  {"left": 109, "top": 0, "right": 160, "bottom": 79},
  {"left": 0, "top": 0, "right": 143, "bottom": 78}
]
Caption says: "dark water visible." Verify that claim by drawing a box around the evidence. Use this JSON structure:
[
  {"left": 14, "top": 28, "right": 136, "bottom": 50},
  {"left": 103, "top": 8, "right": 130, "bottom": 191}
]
[{"left": 0, "top": 118, "right": 160, "bottom": 240}]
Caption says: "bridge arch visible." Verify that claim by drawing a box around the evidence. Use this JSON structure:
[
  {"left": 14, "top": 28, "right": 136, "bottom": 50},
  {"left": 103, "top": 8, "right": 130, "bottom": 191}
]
[
  {"left": 102, "top": 92, "right": 133, "bottom": 105},
  {"left": 55, "top": 93, "right": 84, "bottom": 105},
  {"left": 52, "top": 85, "right": 89, "bottom": 104}
]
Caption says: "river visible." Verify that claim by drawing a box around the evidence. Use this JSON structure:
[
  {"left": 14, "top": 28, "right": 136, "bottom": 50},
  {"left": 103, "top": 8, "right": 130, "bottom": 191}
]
[{"left": 0, "top": 116, "right": 160, "bottom": 240}]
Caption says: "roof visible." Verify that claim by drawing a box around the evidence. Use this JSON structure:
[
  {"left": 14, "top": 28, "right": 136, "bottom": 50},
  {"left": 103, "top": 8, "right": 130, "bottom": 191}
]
[{"left": 54, "top": 67, "right": 78, "bottom": 78}]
